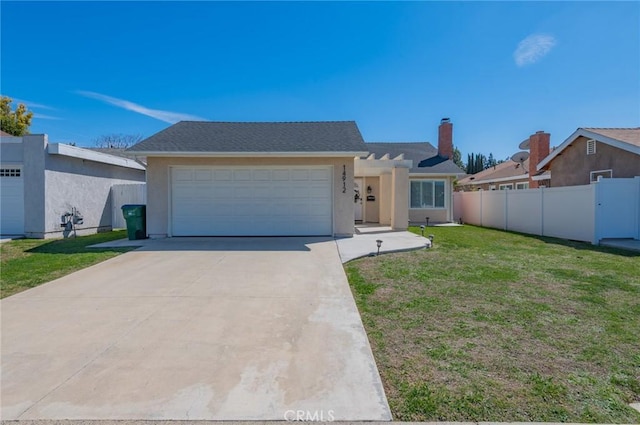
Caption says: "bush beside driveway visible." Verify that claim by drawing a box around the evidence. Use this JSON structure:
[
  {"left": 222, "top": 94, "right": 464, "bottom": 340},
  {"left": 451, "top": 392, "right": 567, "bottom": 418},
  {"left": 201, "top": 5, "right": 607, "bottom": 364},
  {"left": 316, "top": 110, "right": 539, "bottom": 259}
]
[{"left": 346, "top": 225, "right": 640, "bottom": 423}]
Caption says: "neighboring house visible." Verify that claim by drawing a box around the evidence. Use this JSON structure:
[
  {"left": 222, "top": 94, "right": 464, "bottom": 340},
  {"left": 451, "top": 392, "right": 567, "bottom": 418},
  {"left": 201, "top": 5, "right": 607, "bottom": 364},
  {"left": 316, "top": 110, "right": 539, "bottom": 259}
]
[
  {"left": 456, "top": 160, "right": 531, "bottom": 191},
  {"left": 457, "top": 130, "right": 552, "bottom": 191},
  {"left": 127, "top": 119, "right": 464, "bottom": 238},
  {"left": 537, "top": 127, "right": 640, "bottom": 187},
  {"left": 355, "top": 118, "right": 465, "bottom": 225},
  {"left": 0, "top": 134, "right": 146, "bottom": 238}
]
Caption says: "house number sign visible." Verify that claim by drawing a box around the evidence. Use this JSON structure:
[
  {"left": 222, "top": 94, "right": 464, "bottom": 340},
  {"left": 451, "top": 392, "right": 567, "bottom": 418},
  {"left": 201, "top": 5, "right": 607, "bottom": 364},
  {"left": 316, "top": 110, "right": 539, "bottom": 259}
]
[{"left": 342, "top": 165, "right": 346, "bottom": 193}]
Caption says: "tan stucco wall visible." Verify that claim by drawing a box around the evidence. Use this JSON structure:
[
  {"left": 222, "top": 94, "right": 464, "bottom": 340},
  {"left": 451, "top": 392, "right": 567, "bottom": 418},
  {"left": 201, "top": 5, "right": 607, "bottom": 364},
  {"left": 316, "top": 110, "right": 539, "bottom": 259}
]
[
  {"left": 391, "top": 167, "right": 409, "bottom": 230},
  {"left": 363, "top": 176, "right": 380, "bottom": 223},
  {"left": 408, "top": 176, "right": 454, "bottom": 224},
  {"left": 146, "top": 156, "right": 355, "bottom": 237},
  {"left": 550, "top": 136, "right": 640, "bottom": 187},
  {"left": 378, "top": 173, "right": 392, "bottom": 225}
]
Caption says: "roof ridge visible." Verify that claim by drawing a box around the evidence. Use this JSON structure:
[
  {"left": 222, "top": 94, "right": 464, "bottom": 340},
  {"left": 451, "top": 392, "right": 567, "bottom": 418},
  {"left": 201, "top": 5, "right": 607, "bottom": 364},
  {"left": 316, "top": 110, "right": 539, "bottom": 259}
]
[
  {"left": 178, "top": 120, "right": 357, "bottom": 124},
  {"left": 583, "top": 127, "right": 640, "bottom": 130},
  {"left": 366, "top": 141, "right": 430, "bottom": 144}
]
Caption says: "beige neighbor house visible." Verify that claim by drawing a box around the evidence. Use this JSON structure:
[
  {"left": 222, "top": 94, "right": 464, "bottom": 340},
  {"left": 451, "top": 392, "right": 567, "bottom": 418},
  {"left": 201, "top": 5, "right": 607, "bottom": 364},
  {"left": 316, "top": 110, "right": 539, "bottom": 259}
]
[
  {"left": 537, "top": 127, "right": 640, "bottom": 187},
  {"left": 457, "top": 130, "right": 552, "bottom": 191},
  {"left": 127, "top": 119, "right": 464, "bottom": 238}
]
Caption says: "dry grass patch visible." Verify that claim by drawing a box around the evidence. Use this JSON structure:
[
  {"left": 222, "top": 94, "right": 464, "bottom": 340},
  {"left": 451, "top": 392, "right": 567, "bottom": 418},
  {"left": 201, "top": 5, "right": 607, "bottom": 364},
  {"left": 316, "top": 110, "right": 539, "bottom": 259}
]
[{"left": 346, "top": 225, "right": 640, "bottom": 422}]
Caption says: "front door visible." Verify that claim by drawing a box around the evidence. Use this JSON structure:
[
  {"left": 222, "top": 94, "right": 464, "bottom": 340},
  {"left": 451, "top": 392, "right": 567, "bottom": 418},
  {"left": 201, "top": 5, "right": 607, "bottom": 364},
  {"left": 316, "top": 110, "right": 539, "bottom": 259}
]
[{"left": 354, "top": 178, "right": 363, "bottom": 222}]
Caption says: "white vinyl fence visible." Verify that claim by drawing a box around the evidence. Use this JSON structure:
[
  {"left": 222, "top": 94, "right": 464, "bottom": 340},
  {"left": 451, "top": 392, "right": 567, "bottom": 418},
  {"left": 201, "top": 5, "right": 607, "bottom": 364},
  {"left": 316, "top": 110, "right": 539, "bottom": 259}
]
[
  {"left": 111, "top": 184, "right": 146, "bottom": 229},
  {"left": 453, "top": 177, "right": 640, "bottom": 244}
]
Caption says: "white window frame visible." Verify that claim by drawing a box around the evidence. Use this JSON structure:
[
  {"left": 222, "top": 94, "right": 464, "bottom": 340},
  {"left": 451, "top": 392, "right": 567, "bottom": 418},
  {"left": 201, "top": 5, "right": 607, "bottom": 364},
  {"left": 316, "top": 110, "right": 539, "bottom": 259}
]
[
  {"left": 489, "top": 185, "right": 497, "bottom": 191},
  {"left": 410, "top": 179, "right": 446, "bottom": 209},
  {"left": 499, "top": 183, "right": 513, "bottom": 190},
  {"left": 590, "top": 169, "right": 612, "bottom": 183},
  {"left": 515, "top": 182, "right": 529, "bottom": 190},
  {"left": 586, "top": 139, "right": 596, "bottom": 155}
]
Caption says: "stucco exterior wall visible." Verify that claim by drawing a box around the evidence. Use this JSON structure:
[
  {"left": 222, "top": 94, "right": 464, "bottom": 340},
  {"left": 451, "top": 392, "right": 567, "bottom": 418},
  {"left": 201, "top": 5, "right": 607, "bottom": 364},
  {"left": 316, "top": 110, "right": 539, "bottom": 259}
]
[
  {"left": 408, "top": 176, "right": 454, "bottom": 224},
  {"left": 550, "top": 136, "right": 640, "bottom": 187},
  {"left": 22, "top": 135, "right": 47, "bottom": 237},
  {"left": 18, "top": 135, "right": 146, "bottom": 238},
  {"left": 40, "top": 154, "right": 145, "bottom": 238},
  {"left": 391, "top": 167, "right": 409, "bottom": 230},
  {"left": 363, "top": 176, "right": 380, "bottom": 223},
  {"left": 145, "top": 156, "right": 355, "bottom": 238},
  {"left": 378, "top": 173, "right": 392, "bottom": 225}
]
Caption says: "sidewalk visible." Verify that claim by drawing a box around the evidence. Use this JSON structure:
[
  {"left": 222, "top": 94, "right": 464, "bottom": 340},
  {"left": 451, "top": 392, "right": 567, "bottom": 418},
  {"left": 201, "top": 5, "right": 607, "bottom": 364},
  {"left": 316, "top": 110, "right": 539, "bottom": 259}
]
[{"left": 335, "top": 225, "right": 431, "bottom": 263}]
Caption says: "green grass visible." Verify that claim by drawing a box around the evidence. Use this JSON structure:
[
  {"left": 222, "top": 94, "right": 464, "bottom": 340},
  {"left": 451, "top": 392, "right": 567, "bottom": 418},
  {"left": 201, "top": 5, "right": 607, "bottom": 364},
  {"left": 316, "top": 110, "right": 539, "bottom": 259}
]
[
  {"left": 346, "top": 225, "right": 640, "bottom": 423},
  {"left": 1, "top": 230, "right": 135, "bottom": 298}
]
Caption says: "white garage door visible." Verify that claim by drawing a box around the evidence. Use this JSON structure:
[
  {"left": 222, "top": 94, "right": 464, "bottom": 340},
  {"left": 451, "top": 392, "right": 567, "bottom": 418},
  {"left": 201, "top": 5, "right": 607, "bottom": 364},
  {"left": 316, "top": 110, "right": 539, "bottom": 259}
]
[
  {"left": 171, "top": 166, "right": 333, "bottom": 236},
  {"left": 0, "top": 166, "right": 25, "bottom": 235}
]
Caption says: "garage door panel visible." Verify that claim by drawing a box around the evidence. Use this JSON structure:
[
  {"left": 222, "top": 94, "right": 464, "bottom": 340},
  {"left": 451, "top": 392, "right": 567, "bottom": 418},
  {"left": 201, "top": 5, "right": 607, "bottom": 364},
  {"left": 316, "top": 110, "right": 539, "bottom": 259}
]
[
  {"left": 173, "top": 169, "right": 194, "bottom": 181},
  {"left": 171, "top": 166, "right": 332, "bottom": 236},
  {"left": 272, "top": 169, "right": 290, "bottom": 180},
  {"left": 233, "top": 170, "right": 252, "bottom": 181},
  {"left": 310, "top": 169, "right": 330, "bottom": 181},
  {"left": 1, "top": 169, "right": 24, "bottom": 235},
  {"left": 194, "top": 170, "right": 212, "bottom": 181},
  {"left": 291, "top": 170, "right": 309, "bottom": 180}
]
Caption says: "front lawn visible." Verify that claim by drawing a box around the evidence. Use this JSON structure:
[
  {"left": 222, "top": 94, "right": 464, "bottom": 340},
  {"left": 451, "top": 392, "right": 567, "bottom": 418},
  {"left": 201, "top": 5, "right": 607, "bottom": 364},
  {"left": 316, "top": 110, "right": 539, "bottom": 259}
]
[
  {"left": 346, "top": 225, "right": 640, "bottom": 423},
  {"left": 1, "top": 230, "right": 136, "bottom": 298}
]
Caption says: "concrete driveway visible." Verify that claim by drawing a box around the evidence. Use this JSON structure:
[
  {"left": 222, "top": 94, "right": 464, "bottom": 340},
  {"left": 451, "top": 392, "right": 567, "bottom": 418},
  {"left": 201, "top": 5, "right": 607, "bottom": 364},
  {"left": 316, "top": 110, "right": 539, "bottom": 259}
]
[{"left": 1, "top": 237, "right": 391, "bottom": 421}]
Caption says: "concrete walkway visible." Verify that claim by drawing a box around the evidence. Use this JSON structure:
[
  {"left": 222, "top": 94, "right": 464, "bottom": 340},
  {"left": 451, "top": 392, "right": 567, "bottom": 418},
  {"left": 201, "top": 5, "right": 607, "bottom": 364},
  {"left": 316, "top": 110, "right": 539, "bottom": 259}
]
[
  {"left": 1, "top": 237, "right": 390, "bottom": 421},
  {"left": 336, "top": 226, "right": 431, "bottom": 263},
  {"left": 600, "top": 238, "right": 640, "bottom": 253}
]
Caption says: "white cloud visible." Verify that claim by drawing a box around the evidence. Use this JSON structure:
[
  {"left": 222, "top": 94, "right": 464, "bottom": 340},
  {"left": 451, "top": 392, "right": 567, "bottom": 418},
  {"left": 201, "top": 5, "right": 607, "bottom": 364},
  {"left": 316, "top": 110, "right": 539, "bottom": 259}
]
[
  {"left": 76, "top": 90, "right": 204, "bottom": 124},
  {"left": 33, "top": 113, "right": 62, "bottom": 120},
  {"left": 10, "top": 97, "right": 56, "bottom": 110},
  {"left": 514, "top": 34, "right": 557, "bottom": 67}
]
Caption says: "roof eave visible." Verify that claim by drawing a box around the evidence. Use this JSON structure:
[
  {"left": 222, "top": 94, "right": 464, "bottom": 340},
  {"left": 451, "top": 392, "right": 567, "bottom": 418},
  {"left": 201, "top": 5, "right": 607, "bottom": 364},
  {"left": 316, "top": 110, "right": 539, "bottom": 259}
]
[
  {"left": 126, "top": 151, "right": 369, "bottom": 158},
  {"left": 410, "top": 172, "right": 466, "bottom": 177},
  {"left": 48, "top": 143, "right": 146, "bottom": 170},
  {"left": 458, "top": 174, "right": 529, "bottom": 185}
]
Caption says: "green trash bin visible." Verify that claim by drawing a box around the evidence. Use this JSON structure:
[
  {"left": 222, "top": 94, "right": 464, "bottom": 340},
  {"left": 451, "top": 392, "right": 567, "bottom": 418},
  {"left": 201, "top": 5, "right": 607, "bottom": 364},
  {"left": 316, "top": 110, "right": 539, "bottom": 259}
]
[{"left": 121, "top": 204, "right": 147, "bottom": 240}]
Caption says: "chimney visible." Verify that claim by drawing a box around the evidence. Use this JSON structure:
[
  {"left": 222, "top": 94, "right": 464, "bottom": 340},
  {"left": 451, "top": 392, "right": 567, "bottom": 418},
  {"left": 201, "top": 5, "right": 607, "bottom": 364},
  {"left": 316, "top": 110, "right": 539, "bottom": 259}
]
[
  {"left": 528, "top": 130, "right": 550, "bottom": 188},
  {"left": 438, "top": 118, "right": 453, "bottom": 159}
]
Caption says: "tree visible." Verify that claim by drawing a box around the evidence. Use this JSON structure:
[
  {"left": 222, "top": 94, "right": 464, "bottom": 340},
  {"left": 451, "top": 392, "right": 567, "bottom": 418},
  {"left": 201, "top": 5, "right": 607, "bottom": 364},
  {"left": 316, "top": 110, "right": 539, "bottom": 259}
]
[
  {"left": 1, "top": 96, "right": 33, "bottom": 136},
  {"left": 466, "top": 152, "right": 488, "bottom": 174},
  {"left": 452, "top": 145, "right": 464, "bottom": 170},
  {"left": 93, "top": 133, "right": 143, "bottom": 149},
  {"left": 485, "top": 153, "right": 497, "bottom": 169}
]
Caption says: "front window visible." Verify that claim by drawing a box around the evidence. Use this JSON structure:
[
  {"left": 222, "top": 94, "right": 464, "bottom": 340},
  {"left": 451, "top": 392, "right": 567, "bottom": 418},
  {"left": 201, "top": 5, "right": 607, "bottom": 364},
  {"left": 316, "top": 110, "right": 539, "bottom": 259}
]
[
  {"left": 499, "top": 183, "right": 513, "bottom": 190},
  {"left": 515, "top": 182, "right": 529, "bottom": 190},
  {"left": 410, "top": 180, "right": 445, "bottom": 208}
]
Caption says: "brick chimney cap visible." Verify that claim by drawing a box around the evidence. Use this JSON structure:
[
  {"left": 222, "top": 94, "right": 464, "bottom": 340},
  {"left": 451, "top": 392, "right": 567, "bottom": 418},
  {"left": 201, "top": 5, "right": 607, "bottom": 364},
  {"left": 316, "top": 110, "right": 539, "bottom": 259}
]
[{"left": 441, "top": 118, "right": 451, "bottom": 124}]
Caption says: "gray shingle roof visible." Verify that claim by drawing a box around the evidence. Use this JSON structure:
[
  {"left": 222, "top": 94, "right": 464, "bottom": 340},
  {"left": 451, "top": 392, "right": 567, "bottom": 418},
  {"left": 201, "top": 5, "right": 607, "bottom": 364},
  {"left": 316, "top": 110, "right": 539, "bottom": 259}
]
[
  {"left": 127, "top": 121, "right": 367, "bottom": 153},
  {"left": 365, "top": 142, "right": 465, "bottom": 175}
]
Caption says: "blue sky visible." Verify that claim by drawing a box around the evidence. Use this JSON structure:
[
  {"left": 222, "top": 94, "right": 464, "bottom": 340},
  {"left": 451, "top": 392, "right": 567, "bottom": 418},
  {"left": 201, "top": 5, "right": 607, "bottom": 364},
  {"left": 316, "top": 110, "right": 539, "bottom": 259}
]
[{"left": 2, "top": 1, "right": 638, "bottom": 160}]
